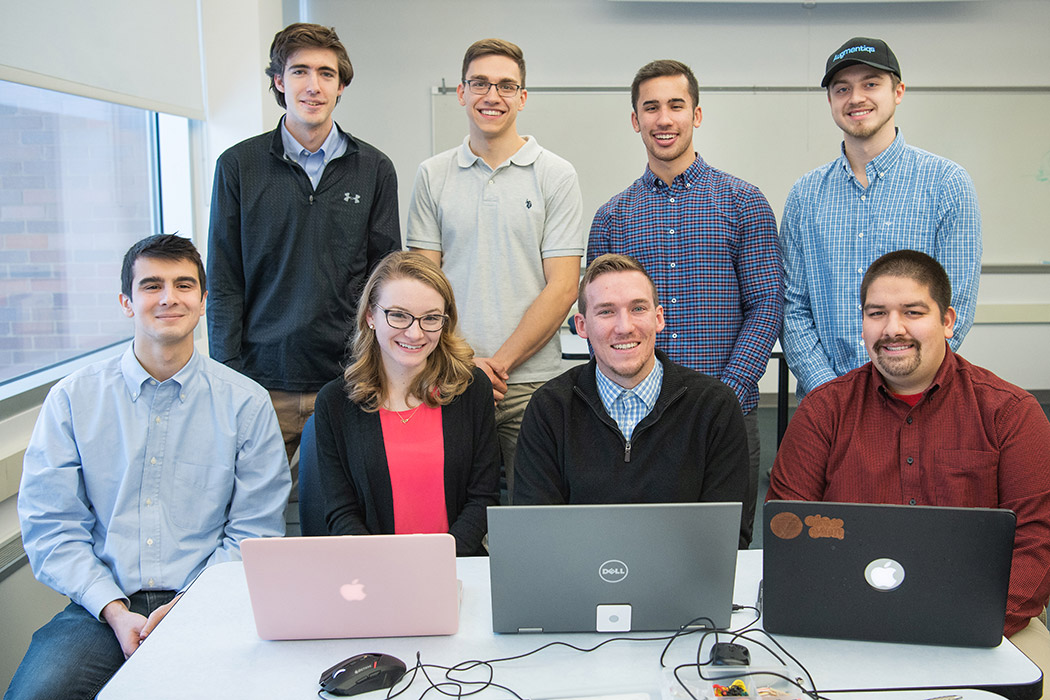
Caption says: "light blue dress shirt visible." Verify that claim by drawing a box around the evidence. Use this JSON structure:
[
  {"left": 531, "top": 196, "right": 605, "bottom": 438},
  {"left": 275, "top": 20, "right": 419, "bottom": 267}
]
[
  {"left": 780, "top": 130, "right": 982, "bottom": 398},
  {"left": 595, "top": 360, "right": 664, "bottom": 442},
  {"left": 18, "top": 345, "right": 290, "bottom": 619},
  {"left": 280, "top": 118, "right": 347, "bottom": 189}
]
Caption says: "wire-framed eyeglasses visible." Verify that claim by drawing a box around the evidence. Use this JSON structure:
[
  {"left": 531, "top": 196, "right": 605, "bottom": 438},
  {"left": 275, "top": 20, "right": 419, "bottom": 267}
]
[{"left": 374, "top": 305, "right": 448, "bottom": 332}]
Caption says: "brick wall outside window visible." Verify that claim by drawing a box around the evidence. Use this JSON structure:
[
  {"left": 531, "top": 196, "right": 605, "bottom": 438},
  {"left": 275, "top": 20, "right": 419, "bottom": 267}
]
[{"left": 0, "top": 81, "right": 155, "bottom": 385}]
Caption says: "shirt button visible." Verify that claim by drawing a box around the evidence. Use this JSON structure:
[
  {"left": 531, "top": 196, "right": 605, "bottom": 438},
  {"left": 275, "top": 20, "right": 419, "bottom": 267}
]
[
  {"left": 906, "top": 457, "right": 914, "bottom": 464},
  {"left": 668, "top": 229, "right": 675, "bottom": 235},
  {"left": 860, "top": 195, "right": 866, "bottom": 201},
  {"left": 857, "top": 268, "right": 863, "bottom": 274},
  {"left": 671, "top": 333, "right": 678, "bottom": 339},
  {"left": 668, "top": 197, "right": 675, "bottom": 203},
  {"left": 146, "top": 498, "right": 152, "bottom": 506},
  {"left": 906, "top": 416, "right": 913, "bottom": 424},
  {"left": 149, "top": 380, "right": 157, "bottom": 386},
  {"left": 154, "top": 416, "right": 161, "bottom": 424},
  {"left": 150, "top": 457, "right": 157, "bottom": 464},
  {"left": 148, "top": 578, "right": 155, "bottom": 587},
  {"left": 669, "top": 262, "right": 676, "bottom": 268},
  {"left": 180, "top": 393, "right": 186, "bottom": 400},
  {"left": 858, "top": 232, "right": 864, "bottom": 238},
  {"left": 671, "top": 298, "right": 677, "bottom": 304},
  {"left": 488, "top": 179, "right": 494, "bottom": 185},
  {"left": 909, "top": 498, "right": 916, "bottom": 505},
  {"left": 147, "top": 538, "right": 154, "bottom": 546},
  {"left": 857, "top": 304, "right": 862, "bottom": 310}
]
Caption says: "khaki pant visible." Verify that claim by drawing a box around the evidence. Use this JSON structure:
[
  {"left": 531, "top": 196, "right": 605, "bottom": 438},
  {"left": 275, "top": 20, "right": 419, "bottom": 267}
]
[
  {"left": 1011, "top": 616, "right": 1050, "bottom": 699},
  {"left": 267, "top": 389, "right": 318, "bottom": 502},
  {"left": 495, "top": 381, "right": 544, "bottom": 504}
]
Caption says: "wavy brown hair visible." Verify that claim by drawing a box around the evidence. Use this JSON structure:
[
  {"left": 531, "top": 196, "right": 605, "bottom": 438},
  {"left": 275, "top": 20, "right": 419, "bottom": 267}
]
[{"left": 344, "top": 252, "right": 475, "bottom": 411}]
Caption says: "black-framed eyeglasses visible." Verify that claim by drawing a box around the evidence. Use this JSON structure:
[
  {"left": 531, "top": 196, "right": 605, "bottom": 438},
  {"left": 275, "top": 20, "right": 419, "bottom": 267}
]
[
  {"left": 374, "top": 305, "right": 448, "bottom": 332},
  {"left": 463, "top": 79, "right": 522, "bottom": 97}
]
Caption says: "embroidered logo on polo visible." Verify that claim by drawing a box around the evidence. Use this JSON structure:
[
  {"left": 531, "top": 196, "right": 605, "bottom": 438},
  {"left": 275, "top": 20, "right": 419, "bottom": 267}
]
[
  {"left": 344, "top": 193, "right": 361, "bottom": 204},
  {"left": 525, "top": 199, "right": 532, "bottom": 209}
]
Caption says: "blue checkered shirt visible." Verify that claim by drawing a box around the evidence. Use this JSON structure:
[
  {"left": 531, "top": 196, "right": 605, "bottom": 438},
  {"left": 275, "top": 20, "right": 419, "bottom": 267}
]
[
  {"left": 595, "top": 360, "right": 664, "bottom": 442},
  {"left": 779, "top": 130, "right": 982, "bottom": 398},
  {"left": 589, "top": 155, "right": 783, "bottom": 414}
]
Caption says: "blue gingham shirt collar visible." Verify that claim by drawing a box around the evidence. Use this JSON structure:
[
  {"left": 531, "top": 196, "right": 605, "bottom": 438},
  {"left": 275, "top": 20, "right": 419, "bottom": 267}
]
[
  {"left": 595, "top": 359, "right": 664, "bottom": 440},
  {"left": 640, "top": 153, "right": 705, "bottom": 191},
  {"left": 836, "top": 128, "right": 905, "bottom": 182}
]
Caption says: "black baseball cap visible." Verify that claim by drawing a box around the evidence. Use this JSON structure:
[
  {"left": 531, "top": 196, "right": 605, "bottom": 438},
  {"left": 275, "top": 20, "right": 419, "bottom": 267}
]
[{"left": 821, "top": 37, "right": 901, "bottom": 88}]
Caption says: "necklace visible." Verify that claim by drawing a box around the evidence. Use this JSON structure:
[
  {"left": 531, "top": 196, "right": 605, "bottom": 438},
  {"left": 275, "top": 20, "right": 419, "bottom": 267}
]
[{"left": 390, "top": 403, "right": 422, "bottom": 424}]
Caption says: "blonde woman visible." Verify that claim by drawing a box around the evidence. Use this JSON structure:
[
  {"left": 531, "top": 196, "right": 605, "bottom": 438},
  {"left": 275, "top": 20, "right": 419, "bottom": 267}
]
[{"left": 313, "top": 252, "right": 499, "bottom": 555}]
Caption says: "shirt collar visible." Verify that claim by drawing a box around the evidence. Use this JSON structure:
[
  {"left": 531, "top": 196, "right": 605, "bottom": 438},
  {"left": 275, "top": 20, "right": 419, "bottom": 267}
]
[
  {"left": 121, "top": 343, "right": 200, "bottom": 402},
  {"left": 595, "top": 358, "right": 664, "bottom": 410},
  {"left": 837, "top": 128, "right": 906, "bottom": 179},
  {"left": 280, "top": 117, "right": 341, "bottom": 160},
  {"left": 641, "top": 153, "right": 706, "bottom": 190},
  {"left": 456, "top": 134, "right": 541, "bottom": 169}
]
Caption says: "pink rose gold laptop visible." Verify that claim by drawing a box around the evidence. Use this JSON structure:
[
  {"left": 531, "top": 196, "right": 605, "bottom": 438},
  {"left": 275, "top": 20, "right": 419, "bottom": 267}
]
[{"left": 240, "top": 533, "right": 460, "bottom": 640}]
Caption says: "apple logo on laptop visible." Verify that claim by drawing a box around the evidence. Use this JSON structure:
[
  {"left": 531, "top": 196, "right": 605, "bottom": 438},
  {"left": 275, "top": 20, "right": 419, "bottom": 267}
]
[
  {"left": 339, "top": 579, "right": 367, "bottom": 601},
  {"left": 864, "top": 558, "right": 905, "bottom": 591}
]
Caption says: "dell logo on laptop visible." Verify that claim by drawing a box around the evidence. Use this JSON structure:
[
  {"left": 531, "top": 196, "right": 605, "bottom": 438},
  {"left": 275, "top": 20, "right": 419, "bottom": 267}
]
[{"left": 599, "top": 560, "right": 629, "bottom": 583}]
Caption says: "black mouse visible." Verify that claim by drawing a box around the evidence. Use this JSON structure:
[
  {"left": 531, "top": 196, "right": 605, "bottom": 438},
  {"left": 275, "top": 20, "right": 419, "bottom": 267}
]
[{"left": 319, "top": 653, "right": 407, "bottom": 697}]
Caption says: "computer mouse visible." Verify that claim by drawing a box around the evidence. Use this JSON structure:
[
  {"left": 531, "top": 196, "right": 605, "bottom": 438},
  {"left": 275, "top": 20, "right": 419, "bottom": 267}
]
[{"left": 318, "top": 653, "right": 407, "bottom": 696}]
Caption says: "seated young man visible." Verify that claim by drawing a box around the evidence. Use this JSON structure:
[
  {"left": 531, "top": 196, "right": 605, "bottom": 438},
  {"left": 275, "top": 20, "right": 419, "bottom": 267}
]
[
  {"left": 769, "top": 249, "right": 1050, "bottom": 676},
  {"left": 9, "top": 234, "right": 290, "bottom": 700},
  {"left": 513, "top": 254, "right": 751, "bottom": 547}
]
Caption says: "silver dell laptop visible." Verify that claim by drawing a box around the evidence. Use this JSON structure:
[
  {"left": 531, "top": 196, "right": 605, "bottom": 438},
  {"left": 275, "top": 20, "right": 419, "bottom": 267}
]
[{"left": 487, "top": 503, "right": 741, "bottom": 634}]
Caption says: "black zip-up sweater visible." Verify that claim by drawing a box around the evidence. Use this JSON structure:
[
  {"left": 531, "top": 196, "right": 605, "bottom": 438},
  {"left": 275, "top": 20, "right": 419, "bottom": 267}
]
[
  {"left": 207, "top": 122, "right": 401, "bottom": 391},
  {"left": 514, "top": 350, "right": 751, "bottom": 547}
]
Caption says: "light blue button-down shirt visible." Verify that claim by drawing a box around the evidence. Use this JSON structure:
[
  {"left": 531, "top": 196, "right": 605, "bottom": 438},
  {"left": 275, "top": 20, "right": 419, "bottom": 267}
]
[
  {"left": 595, "top": 360, "right": 664, "bottom": 441},
  {"left": 18, "top": 345, "right": 290, "bottom": 619},
  {"left": 780, "top": 130, "right": 982, "bottom": 398},
  {"left": 280, "top": 118, "right": 347, "bottom": 189}
]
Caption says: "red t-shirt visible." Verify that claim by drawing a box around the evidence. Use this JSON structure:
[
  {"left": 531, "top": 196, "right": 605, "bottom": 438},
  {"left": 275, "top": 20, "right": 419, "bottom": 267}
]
[{"left": 379, "top": 404, "right": 448, "bottom": 536}]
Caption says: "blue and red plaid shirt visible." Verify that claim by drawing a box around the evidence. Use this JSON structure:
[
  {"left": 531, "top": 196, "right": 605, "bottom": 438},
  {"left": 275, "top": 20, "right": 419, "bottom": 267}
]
[{"left": 588, "top": 155, "right": 783, "bottom": 414}]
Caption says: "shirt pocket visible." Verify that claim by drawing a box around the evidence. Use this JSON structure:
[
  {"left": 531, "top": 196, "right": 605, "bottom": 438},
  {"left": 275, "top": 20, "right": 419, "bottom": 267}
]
[
  {"left": 168, "top": 461, "right": 234, "bottom": 531},
  {"left": 933, "top": 448, "right": 999, "bottom": 507}
]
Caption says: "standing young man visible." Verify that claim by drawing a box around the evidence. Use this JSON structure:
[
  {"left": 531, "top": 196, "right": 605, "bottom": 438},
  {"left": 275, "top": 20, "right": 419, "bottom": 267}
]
[
  {"left": 407, "top": 39, "right": 584, "bottom": 502},
  {"left": 207, "top": 23, "right": 401, "bottom": 482},
  {"left": 9, "top": 235, "right": 289, "bottom": 700},
  {"left": 780, "top": 37, "right": 982, "bottom": 399},
  {"left": 588, "top": 60, "right": 782, "bottom": 545}
]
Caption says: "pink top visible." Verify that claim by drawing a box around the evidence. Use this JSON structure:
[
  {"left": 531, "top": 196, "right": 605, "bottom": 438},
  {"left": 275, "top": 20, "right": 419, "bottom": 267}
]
[{"left": 379, "top": 404, "right": 448, "bottom": 536}]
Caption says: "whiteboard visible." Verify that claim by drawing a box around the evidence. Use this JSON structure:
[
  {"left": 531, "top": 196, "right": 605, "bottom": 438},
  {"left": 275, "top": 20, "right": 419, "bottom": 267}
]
[{"left": 433, "top": 87, "right": 1050, "bottom": 266}]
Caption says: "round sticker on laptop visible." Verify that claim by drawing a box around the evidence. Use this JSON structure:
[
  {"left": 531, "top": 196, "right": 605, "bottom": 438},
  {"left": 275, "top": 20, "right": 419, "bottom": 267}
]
[
  {"left": 769, "top": 512, "right": 804, "bottom": 540},
  {"left": 865, "top": 558, "right": 906, "bottom": 591}
]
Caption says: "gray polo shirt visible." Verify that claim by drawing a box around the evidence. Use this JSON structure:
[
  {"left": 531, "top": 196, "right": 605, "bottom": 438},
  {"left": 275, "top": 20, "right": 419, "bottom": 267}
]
[{"left": 407, "top": 136, "right": 584, "bottom": 383}]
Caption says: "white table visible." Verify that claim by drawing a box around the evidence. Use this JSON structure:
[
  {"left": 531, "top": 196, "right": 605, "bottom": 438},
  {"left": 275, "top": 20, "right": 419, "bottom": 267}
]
[{"left": 98, "top": 550, "right": 1040, "bottom": 699}]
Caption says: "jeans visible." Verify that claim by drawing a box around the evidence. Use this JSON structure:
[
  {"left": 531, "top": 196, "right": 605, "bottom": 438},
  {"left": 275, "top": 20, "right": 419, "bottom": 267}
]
[{"left": 5, "top": 590, "right": 177, "bottom": 700}]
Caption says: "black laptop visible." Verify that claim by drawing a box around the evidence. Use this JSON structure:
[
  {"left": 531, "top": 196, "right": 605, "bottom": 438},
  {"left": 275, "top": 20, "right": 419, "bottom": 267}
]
[{"left": 762, "top": 501, "right": 1015, "bottom": 647}]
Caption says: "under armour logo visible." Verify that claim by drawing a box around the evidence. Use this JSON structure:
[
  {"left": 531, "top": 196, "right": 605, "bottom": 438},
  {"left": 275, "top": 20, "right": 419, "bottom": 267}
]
[
  {"left": 344, "top": 193, "right": 361, "bottom": 204},
  {"left": 525, "top": 199, "right": 532, "bottom": 209}
]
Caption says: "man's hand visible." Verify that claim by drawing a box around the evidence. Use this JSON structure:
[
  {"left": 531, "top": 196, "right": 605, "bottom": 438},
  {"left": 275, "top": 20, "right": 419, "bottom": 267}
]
[
  {"left": 139, "top": 593, "right": 183, "bottom": 642},
  {"left": 101, "top": 599, "right": 147, "bottom": 659},
  {"left": 474, "top": 357, "right": 509, "bottom": 401}
]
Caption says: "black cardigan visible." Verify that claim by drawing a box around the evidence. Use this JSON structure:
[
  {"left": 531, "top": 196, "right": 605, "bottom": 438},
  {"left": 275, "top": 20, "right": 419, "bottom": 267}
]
[{"left": 313, "top": 366, "right": 499, "bottom": 555}]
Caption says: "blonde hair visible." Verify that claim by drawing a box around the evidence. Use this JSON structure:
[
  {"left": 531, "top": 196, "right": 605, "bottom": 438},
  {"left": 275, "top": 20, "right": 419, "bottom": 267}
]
[{"left": 344, "top": 252, "right": 475, "bottom": 410}]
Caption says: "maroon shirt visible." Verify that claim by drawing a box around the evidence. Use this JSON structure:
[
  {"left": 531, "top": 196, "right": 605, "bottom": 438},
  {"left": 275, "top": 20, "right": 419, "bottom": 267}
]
[{"left": 769, "top": 346, "right": 1050, "bottom": 637}]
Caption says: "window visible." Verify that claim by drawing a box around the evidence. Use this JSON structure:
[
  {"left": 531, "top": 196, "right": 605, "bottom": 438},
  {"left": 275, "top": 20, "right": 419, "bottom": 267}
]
[{"left": 0, "top": 80, "right": 190, "bottom": 392}]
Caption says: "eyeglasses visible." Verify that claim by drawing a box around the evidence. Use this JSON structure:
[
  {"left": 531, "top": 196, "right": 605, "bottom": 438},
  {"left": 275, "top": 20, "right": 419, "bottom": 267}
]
[
  {"left": 462, "top": 79, "right": 522, "bottom": 97},
  {"left": 374, "top": 305, "right": 448, "bottom": 332}
]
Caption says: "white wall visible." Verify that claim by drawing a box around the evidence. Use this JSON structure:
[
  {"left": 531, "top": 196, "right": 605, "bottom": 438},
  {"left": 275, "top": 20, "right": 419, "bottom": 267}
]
[{"left": 307, "top": 0, "right": 1050, "bottom": 391}]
